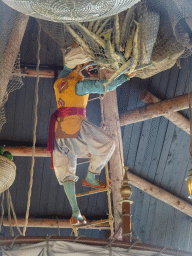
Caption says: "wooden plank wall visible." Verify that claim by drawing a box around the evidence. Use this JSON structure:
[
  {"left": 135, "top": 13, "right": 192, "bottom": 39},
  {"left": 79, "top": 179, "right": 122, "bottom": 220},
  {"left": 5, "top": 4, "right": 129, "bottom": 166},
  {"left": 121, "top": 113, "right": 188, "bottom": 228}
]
[{"left": 118, "top": 56, "right": 192, "bottom": 252}]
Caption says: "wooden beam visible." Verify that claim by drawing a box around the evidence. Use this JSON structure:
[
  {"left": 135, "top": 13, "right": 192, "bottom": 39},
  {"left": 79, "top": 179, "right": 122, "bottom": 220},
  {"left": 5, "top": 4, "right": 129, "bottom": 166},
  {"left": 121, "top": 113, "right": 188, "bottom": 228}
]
[
  {"left": 102, "top": 90, "right": 124, "bottom": 233},
  {"left": 4, "top": 146, "right": 91, "bottom": 162},
  {"left": 13, "top": 67, "right": 58, "bottom": 78},
  {"left": 13, "top": 66, "right": 99, "bottom": 80},
  {"left": 140, "top": 90, "right": 190, "bottom": 135},
  {"left": 127, "top": 171, "right": 192, "bottom": 217},
  {"left": 120, "top": 92, "right": 191, "bottom": 126},
  {"left": 5, "top": 146, "right": 50, "bottom": 157},
  {"left": 2, "top": 217, "right": 110, "bottom": 230},
  {"left": 0, "top": 12, "right": 29, "bottom": 106}
]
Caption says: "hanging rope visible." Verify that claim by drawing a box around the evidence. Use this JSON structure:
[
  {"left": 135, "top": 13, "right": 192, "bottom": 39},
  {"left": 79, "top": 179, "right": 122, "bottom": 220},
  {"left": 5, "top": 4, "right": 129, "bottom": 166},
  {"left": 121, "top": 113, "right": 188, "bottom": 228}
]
[
  {"left": 0, "top": 193, "right": 4, "bottom": 233},
  {"left": 6, "top": 189, "right": 22, "bottom": 235},
  {"left": 22, "top": 23, "right": 41, "bottom": 236},
  {"left": 71, "top": 226, "right": 79, "bottom": 237},
  {"left": 187, "top": 58, "right": 192, "bottom": 165},
  {"left": 105, "top": 163, "right": 114, "bottom": 238},
  {"left": 6, "top": 190, "right": 14, "bottom": 236}
]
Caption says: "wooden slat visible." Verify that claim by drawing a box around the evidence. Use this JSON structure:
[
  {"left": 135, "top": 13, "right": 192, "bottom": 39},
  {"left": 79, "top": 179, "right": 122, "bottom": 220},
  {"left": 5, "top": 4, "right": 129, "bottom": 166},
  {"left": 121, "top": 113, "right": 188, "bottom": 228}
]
[
  {"left": 127, "top": 171, "right": 192, "bottom": 218},
  {"left": 76, "top": 188, "right": 107, "bottom": 197},
  {"left": 76, "top": 219, "right": 110, "bottom": 228}
]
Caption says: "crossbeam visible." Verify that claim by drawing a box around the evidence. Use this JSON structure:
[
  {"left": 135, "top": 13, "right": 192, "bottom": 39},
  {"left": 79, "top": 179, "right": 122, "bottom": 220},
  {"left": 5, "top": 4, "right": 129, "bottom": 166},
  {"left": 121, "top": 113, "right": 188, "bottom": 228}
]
[
  {"left": 140, "top": 90, "right": 190, "bottom": 135},
  {"left": 120, "top": 92, "right": 191, "bottom": 126},
  {"left": 127, "top": 171, "right": 192, "bottom": 217}
]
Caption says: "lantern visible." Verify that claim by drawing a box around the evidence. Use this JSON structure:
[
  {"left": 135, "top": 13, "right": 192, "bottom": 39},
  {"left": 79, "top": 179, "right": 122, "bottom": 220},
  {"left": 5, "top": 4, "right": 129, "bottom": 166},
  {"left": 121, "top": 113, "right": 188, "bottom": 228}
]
[{"left": 186, "top": 169, "right": 192, "bottom": 199}]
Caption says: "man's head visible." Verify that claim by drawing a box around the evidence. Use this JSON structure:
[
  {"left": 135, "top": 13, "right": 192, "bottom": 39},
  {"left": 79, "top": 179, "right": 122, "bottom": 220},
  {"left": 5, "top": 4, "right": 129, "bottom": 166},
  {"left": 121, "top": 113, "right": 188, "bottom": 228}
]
[{"left": 64, "top": 43, "right": 92, "bottom": 70}]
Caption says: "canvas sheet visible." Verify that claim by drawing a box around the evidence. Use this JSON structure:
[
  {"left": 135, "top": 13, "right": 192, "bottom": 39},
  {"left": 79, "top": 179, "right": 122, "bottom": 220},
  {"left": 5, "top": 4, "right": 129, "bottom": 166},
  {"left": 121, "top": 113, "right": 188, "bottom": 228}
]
[{"left": 2, "top": 240, "right": 175, "bottom": 256}]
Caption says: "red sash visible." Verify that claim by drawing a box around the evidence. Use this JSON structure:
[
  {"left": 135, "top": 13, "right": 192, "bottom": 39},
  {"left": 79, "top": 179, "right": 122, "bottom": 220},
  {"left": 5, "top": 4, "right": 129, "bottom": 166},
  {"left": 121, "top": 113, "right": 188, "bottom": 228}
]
[{"left": 47, "top": 107, "right": 86, "bottom": 169}]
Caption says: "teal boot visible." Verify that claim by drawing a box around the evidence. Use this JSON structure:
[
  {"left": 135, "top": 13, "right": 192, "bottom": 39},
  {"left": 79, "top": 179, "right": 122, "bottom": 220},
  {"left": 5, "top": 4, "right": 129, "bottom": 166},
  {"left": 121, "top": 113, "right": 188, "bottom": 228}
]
[
  {"left": 63, "top": 181, "right": 84, "bottom": 221},
  {"left": 85, "top": 171, "right": 100, "bottom": 186}
]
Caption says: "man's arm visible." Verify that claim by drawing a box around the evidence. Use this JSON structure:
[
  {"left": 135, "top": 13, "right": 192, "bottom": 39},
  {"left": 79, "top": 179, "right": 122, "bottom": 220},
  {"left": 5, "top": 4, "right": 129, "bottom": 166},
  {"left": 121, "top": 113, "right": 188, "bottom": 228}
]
[{"left": 75, "top": 75, "right": 127, "bottom": 95}]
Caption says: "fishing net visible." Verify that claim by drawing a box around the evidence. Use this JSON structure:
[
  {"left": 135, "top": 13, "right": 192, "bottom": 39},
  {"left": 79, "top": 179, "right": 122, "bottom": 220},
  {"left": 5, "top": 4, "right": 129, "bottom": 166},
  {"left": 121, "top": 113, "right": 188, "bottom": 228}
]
[
  {"left": 2, "top": 0, "right": 140, "bottom": 23},
  {"left": 36, "top": 0, "right": 192, "bottom": 82},
  {"left": 0, "top": 5, "right": 25, "bottom": 132}
]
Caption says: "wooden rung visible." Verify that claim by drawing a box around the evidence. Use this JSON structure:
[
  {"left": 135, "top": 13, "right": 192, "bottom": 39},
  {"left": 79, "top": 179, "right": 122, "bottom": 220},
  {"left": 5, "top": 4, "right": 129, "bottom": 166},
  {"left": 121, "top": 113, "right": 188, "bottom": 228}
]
[
  {"left": 76, "top": 219, "right": 110, "bottom": 228},
  {"left": 76, "top": 188, "right": 108, "bottom": 197}
]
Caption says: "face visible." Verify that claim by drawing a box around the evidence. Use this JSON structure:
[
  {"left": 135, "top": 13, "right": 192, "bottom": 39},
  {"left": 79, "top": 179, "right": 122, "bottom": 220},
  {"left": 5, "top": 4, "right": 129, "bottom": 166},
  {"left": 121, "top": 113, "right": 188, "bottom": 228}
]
[{"left": 81, "top": 65, "right": 98, "bottom": 78}]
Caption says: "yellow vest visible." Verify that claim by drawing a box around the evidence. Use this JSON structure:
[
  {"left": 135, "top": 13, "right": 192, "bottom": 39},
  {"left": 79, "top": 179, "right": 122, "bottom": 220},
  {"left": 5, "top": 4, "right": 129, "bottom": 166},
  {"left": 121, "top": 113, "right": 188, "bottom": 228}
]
[{"left": 54, "top": 70, "right": 89, "bottom": 138}]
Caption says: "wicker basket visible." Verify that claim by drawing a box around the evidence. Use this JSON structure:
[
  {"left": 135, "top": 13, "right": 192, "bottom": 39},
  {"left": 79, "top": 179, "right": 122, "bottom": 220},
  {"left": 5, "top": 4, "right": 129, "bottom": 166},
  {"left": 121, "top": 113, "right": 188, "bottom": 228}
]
[{"left": 0, "top": 155, "right": 16, "bottom": 194}]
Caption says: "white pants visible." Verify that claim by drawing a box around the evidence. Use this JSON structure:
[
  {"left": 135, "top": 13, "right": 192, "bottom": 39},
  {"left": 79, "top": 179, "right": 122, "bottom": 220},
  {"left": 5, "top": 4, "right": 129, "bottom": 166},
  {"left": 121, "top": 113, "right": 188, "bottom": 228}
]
[{"left": 53, "top": 120, "right": 115, "bottom": 184}]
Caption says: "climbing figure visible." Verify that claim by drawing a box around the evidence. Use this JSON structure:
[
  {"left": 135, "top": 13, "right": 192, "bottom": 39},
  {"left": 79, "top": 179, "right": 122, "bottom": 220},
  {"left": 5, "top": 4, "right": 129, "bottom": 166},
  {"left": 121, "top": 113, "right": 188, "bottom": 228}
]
[{"left": 47, "top": 44, "right": 128, "bottom": 225}]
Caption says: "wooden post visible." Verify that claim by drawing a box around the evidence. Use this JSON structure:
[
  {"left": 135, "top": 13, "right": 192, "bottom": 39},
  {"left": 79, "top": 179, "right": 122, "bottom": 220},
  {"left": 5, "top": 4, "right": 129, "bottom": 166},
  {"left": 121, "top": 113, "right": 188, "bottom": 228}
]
[
  {"left": 120, "top": 168, "right": 132, "bottom": 242},
  {"left": 127, "top": 171, "right": 192, "bottom": 218},
  {"left": 140, "top": 90, "right": 190, "bottom": 135},
  {"left": 120, "top": 92, "right": 191, "bottom": 126},
  {"left": 102, "top": 90, "right": 124, "bottom": 233}
]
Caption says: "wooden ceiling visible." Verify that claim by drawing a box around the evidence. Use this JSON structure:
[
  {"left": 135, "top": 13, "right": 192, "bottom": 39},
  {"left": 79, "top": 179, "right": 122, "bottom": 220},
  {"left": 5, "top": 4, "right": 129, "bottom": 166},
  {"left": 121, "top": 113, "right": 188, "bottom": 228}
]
[{"left": 1, "top": 1, "right": 192, "bottom": 253}]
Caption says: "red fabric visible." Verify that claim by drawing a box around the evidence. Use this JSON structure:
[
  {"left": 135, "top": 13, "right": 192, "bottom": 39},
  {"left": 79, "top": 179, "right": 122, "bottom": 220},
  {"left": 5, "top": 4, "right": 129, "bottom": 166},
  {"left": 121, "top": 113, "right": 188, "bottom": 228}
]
[{"left": 47, "top": 107, "right": 86, "bottom": 169}]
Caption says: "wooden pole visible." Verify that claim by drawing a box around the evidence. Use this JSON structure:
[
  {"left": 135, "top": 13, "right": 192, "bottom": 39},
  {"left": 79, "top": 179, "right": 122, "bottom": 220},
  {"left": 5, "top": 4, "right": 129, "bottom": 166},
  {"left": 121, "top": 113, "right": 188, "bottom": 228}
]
[
  {"left": 127, "top": 171, "right": 192, "bottom": 218},
  {"left": 120, "top": 92, "right": 191, "bottom": 126},
  {"left": 102, "top": 89, "right": 124, "bottom": 234},
  {"left": 2, "top": 217, "right": 110, "bottom": 230},
  {"left": 140, "top": 90, "right": 190, "bottom": 135},
  {"left": 13, "top": 66, "right": 99, "bottom": 80},
  {"left": 13, "top": 67, "right": 58, "bottom": 78},
  {"left": 5, "top": 146, "right": 50, "bottom": 157},
  {"left": 4, "top": 146, "right": 91, "bottom": 162}
]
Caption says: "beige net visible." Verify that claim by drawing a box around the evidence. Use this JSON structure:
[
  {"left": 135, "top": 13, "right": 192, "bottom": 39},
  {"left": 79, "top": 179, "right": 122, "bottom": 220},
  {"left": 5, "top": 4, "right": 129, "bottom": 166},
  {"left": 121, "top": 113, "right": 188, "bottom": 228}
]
[
  {"left": 2, "top": 0, "right": 140, "bottom": 23},
  {"left": 37, "top": 0, "right": 192, "bottom": 83},
  {"left": 0, "top": 6, "right": 27, "bottom": 132}
]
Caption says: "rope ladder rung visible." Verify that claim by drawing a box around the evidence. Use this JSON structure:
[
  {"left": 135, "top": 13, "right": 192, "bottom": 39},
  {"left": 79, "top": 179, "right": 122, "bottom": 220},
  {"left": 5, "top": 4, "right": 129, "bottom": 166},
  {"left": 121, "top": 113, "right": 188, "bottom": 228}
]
[
  {"left": 75, "top": 218, "right": 110, "bottom": 228},
  {"left": 76, "top": 187, "right": 108, "bottom": 197}
]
